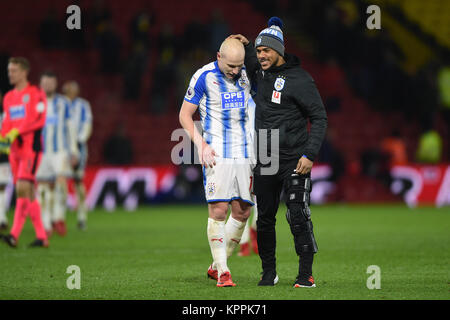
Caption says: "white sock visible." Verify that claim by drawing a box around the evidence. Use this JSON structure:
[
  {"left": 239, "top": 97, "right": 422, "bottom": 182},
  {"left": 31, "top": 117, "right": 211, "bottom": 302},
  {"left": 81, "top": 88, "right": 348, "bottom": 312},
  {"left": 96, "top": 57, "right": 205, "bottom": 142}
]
[
  {"left": 54, "top": 181, "right": 67, "bottom": 222},
  {"left": 207, "top": 218, "right": 228, "bottom": 276},
  {"left": 38, "top": 184, "right": 53, "bottom": 231},
  {"left": 0, "top": 189, "right": 7, "bottom": 224},
  {"left": 76, "top": 183, "right": 87, "bottom": 222},
  {"left": 240, "top": 220, "right": 250, "bottom": 244},
  {"left": 212, "top": 216, "right": 247, "bottom": 268}
]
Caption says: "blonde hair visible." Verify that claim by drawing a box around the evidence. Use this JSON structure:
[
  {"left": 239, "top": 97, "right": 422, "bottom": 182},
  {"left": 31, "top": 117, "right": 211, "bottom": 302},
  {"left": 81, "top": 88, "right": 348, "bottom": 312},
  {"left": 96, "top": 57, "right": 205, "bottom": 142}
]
[{"left": 9, "top": 57, "right": 30, "bottom": 72}]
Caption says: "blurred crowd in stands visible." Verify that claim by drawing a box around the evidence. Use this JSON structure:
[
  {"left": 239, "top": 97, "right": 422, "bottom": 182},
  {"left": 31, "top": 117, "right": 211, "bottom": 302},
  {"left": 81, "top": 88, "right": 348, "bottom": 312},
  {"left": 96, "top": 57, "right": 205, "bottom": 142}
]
[
  {"left": 38, "top": 0, "right": 231, "bottom": 116},
  {"left": 290, "top": 1, "right": 447, "bottom": 151},
  {"left": 9, "top": 0, "right": 447, "bottom": 173}
]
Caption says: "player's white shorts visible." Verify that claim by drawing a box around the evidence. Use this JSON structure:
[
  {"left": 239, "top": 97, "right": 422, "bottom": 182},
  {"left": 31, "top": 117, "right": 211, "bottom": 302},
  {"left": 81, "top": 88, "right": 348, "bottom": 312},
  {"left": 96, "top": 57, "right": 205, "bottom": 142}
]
[
  {"left": 36, "top": 152, "right": 72, "bottom": 181},
  {"left": 203, "top": 157, "right": 255, "bottom": 206},
  {"left": 0, "top": 162, "right": 12, "bottom": 185}
]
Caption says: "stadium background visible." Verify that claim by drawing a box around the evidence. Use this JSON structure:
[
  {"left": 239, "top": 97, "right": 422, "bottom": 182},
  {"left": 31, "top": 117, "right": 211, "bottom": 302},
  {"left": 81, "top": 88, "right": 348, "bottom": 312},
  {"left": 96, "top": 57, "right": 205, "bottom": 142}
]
[
  {"left": 0, "top": 0, "right": 449, "bottom": 302},
  {"left": 0, "top": 0, "right": 449, "bottom": 209}
]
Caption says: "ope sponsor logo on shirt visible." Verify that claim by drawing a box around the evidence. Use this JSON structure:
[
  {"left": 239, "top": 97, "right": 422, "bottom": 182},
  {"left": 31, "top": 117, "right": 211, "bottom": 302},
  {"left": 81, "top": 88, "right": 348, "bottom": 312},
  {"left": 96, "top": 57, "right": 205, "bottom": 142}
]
[{"left": 221, "top": 91, "right": 245, "bottom": 109}]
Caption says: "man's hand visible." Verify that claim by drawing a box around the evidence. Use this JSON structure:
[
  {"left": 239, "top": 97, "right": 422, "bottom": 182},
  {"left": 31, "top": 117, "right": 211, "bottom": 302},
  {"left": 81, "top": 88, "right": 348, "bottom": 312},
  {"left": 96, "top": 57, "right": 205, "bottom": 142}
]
[
  {"left": 198, "top": 141, "right": 217, "bottom": 168},
  {"left": 295, "top": 156, "right": 313, "bottom": 175},
  {"left": 228, "top": 34, "right": 249, "bottom": 46}
]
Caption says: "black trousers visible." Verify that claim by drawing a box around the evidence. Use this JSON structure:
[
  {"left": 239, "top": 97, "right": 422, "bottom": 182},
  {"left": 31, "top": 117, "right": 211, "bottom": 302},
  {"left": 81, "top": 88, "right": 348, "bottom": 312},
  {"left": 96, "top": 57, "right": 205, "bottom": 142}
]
[{"left": 254, "top": 159, "right": 311, "bottom": 271}]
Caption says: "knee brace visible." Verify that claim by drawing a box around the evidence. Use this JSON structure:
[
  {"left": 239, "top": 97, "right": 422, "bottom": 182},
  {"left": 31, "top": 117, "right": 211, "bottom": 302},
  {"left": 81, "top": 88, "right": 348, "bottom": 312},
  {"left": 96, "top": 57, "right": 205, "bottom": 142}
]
[{"left": 285, "top": 173, "right": 318, "bottom": 254}]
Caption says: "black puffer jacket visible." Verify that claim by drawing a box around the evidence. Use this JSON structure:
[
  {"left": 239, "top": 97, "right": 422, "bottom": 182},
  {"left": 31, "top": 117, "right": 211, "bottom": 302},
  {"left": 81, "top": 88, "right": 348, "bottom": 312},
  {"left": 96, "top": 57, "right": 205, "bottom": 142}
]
[{"left": 245, "top": 43, "right": 328, "bottom": 162}]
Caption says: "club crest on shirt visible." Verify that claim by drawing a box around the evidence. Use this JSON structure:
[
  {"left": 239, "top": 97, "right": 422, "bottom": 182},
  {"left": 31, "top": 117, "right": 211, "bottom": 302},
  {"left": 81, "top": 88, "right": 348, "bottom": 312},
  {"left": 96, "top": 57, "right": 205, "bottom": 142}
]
[
  {"left": 274, "top": 76, "right": 285, "bottom": 91},
  {"left": 207, "top": 182, "right": 216, "bottom": 196},
  {"left": 22, "top": 94, "right": 30, "bottom": 103},
  {"left": 238, "top": 76, "right": 248, "bottom": 88}
]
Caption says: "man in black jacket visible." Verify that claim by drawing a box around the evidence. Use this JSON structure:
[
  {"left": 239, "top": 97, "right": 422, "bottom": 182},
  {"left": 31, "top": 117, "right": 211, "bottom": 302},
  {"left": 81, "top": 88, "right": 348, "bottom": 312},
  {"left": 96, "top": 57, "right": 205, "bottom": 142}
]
[{"left": 230, "top": 17, "right": 327, "bottom": 288}]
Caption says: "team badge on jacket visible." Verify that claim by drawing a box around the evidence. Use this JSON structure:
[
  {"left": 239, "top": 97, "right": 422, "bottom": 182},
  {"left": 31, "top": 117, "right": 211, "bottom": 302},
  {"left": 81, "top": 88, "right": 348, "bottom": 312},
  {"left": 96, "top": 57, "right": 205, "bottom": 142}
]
[{"left": 274, "top": 76, "right": 285, "bottom": 91}]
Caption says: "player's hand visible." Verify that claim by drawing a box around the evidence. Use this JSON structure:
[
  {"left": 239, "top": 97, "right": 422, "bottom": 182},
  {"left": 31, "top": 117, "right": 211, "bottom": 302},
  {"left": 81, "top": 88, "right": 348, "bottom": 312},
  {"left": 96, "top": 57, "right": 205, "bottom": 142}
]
[
  {"left": 228, "top": 34, "right": 249, "bottom": 46},
  {"left": 199, "top": 142, "right": 217, "bottom": 168},
  {"left": 295, "top": 156, "right": 313, "bottom": 175}
]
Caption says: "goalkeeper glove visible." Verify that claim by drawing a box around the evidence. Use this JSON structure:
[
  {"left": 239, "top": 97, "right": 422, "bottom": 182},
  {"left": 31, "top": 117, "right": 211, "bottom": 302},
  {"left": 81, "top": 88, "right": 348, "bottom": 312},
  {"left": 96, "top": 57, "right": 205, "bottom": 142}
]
[
  {"left": 0, "top": 136, "right": 11, "bottom": 155},
  {"left": 0, "top": 129, "right": 20, "bottom": 155}
]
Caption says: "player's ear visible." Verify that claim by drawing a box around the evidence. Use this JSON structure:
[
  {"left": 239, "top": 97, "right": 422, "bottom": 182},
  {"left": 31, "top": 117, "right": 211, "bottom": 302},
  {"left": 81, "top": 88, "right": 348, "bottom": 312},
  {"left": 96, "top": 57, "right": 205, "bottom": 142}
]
[{"left": 217, "top": 52, "right": 221, "bottom": 61}]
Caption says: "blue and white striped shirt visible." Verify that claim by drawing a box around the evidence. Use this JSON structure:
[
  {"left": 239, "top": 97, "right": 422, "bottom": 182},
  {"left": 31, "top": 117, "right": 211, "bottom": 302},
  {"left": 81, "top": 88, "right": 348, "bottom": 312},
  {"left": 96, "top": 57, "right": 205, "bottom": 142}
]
[
  {"left": 184, "top": 61, "right": 254, "bottom": 159},
  {"left": 42, "top": 94, "right": 75, "bottom": 154}
]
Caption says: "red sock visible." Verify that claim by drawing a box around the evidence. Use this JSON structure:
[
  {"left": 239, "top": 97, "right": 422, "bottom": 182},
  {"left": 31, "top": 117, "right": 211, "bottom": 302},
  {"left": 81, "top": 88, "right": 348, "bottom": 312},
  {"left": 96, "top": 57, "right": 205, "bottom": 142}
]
[
  {"left": 10, "top": 198, "right": 30, "bottom": 240},
  {"left": 28, "top": 200, "right": 47, "bottom": 240}
]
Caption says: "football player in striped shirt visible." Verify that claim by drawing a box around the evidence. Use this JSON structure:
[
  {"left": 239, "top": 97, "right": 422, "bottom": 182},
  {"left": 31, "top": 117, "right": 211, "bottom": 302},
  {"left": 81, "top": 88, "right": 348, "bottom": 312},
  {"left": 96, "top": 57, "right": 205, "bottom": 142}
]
[
  {"left": 179, "top": 38, "right": 255, "bottom": 287},
  {"left": 62, "top": 81, "right": 93, "bottom": 230}
]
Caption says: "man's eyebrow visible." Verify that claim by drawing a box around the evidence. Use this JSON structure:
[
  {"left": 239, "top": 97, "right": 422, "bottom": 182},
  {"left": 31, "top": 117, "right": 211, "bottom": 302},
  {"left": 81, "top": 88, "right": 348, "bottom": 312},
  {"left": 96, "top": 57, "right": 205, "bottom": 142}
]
[{"left": 227, "top": 63, "right": 243, "bottom": 67}]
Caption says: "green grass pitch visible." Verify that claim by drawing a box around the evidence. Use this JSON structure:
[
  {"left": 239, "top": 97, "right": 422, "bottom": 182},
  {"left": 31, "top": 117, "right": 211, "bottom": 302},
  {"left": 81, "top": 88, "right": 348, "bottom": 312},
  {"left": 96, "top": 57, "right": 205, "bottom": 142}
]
[{"left": 0, "top": 204, "right": 449, "bottom": 300}]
